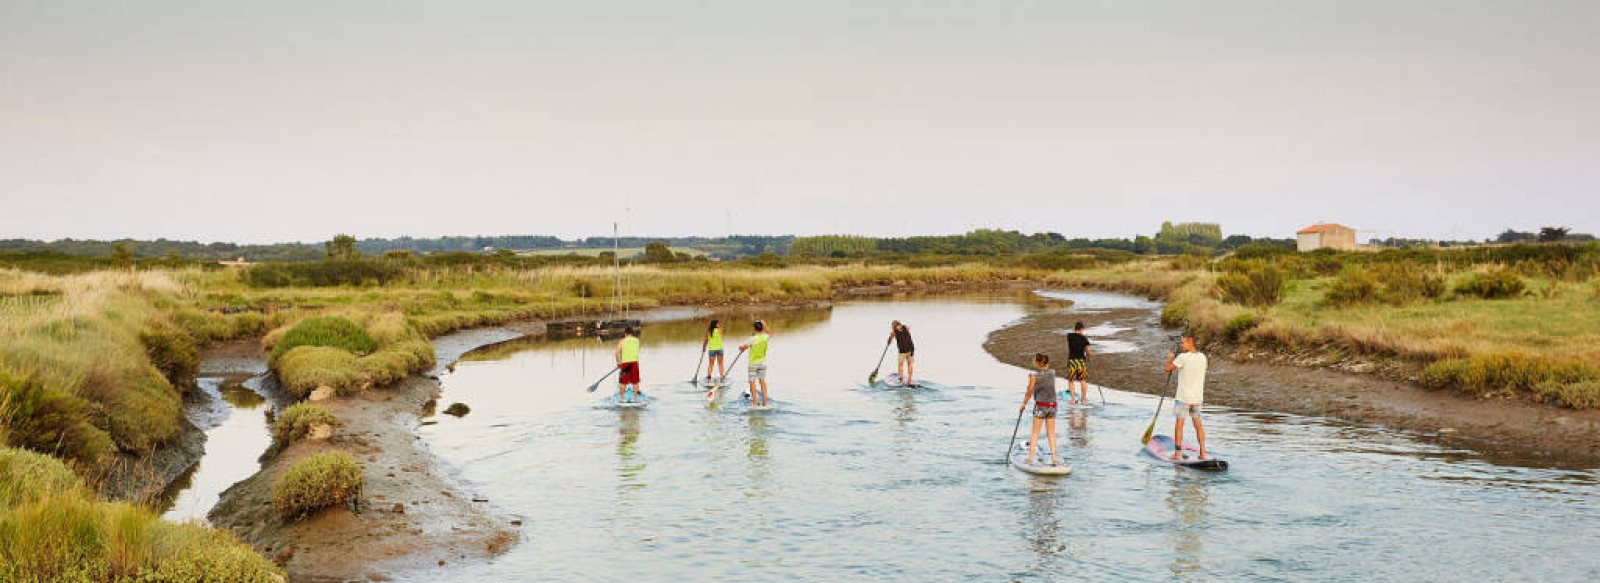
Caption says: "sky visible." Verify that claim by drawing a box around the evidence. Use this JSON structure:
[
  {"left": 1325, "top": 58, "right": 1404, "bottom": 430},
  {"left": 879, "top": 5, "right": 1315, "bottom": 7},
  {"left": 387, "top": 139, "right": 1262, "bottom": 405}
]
[{"left": 2, "top": 0, "right": 1597, "bottom": 244}]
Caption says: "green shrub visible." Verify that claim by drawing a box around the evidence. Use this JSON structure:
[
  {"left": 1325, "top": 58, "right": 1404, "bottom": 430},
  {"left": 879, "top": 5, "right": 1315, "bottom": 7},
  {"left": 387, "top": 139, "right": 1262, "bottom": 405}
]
[
  {"left": 0, "top": 373, "right": 113, "bottom": 466},
  {"left": 1454, "top": 270, "right": 1527, "bottom": 299},
  {"left": 0, "top": 447, "right": 84, "bottom": 507},
  {"left": 0, "top": 447, "right": 283, "bottom": 581},
  {"left": 272, "top": 403, "right": 340, "bottom": 443},
  {"left": 1168, "top": 255, "right": 1211, "bottom": 271},
  {"left": 1374, "top": 263, "right": 1446, "bottom": 303},
  {"left": 1223, "top": 313, "right": 1259, "bottom": 340},
  {"left": 275, "top": 347, "right": 362, "bottom": 399},
  {"left": 1216, "top": 261, "right": 1287, "bottom": 307},
  {"left": 270, "top": 316, "right": 378, "bottom": 362},
  {"left": 139, "top": 318, "right": 199, "bottom": 391},
  {"left": 242, "top": 258, "right": 405, "bottom": 288},
  {"left": 1419, "top": 353, "right": 1599, "bottom": 408},
  {"left": 1324, "top": 267, "right": 1379, "bottom": 306},
  {"left": 272, "top": 452, "right": 364, "bottom": 520}
]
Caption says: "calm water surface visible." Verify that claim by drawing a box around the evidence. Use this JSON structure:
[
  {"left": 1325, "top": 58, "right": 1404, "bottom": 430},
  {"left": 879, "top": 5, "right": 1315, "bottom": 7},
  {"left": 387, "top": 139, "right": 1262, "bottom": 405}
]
[{"left": 405, "top": 294, "right": 1599, "bottom": 581}]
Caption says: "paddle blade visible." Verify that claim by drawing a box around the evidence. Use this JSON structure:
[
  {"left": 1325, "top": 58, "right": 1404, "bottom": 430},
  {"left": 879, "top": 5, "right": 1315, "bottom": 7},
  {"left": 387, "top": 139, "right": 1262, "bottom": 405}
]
[{"left": 868, "top": 370, "right": 879, "bottom": 384}]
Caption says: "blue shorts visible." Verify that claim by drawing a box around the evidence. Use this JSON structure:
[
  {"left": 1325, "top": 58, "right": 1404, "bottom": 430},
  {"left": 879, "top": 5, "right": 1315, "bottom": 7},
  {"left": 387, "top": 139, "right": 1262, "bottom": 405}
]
[
  {"left": 708, "top": 349, "right": 724, "bottom": 357},
  {"left": 1172, "top": 400, "right": 1202, "bottom": 418}
]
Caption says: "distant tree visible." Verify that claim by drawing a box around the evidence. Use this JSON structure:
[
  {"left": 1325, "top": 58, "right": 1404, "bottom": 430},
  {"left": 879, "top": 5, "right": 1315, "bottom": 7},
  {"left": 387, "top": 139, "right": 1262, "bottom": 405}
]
[
  {"left": 381, "top": 249, "right": 418, "bottom": 262},
  {"left": 598, "top": 251, "right": 616, "bottom": 263},
  {"left": 1538, "top": 227, "right": 1571, "bottom": 242},
  {"left": 643, "top": 241, "right": 676, "bottom": 263},
  {"left": 111, "top": 242, "right": 134, "bottom": 270},
  {"left": 325, "top": 234, "right": 360, "bottom": 260},
  {"left": 1495, "top": 229, "right": 1537, "bottom": 244}
]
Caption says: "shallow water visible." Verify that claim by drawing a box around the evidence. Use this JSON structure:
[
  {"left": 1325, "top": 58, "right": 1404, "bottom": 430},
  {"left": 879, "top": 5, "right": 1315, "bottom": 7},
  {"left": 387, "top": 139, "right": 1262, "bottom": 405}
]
[
  {"left": 417, "top": 293, "right": 1600, "bottom": 581},
  {"left": 161, "top": 374, "right": 271, "bottom": 522}
]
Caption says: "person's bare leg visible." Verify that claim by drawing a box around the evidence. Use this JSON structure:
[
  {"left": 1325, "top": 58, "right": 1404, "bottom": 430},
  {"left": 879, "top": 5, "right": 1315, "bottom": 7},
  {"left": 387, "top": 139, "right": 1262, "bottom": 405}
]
[
  {"left": 906, "top": 358, "right": 915, "bottom": 384},
  {"left": 1172, "top": 416, "right": 1186, "bottom": 460},
  {"left": 716, "top": 355, "right": 725, "bottom": 382},
  {"left": 747, "top": 379, "right": 757, "bottom": 404},
  {"left": 1193, "top": 415, "right": 1207, "bottom": 459},
  {"left": 1027, "top": 417, "right": 1042, "bottom": 463},
  {"left": 758, "top": 378, "right": 769, "bottom": 406},
  {"left": 1045, "top": 417, "right": 1059, "bottom": 466}
]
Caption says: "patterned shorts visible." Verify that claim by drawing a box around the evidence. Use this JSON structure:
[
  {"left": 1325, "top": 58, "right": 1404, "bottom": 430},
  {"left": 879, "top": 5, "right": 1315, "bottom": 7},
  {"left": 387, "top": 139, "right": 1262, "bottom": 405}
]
[
  {"left": 1065, "top": 359, "right": 1088, "bottom": 381},
  {"left": 748, "top": 363, "right": 767, "bottom": 380},
  {"left": 1172, "top": 400, "right": 1202, "bottom": 418},
  {"left": 1034, "top": 402, "right": 1057, "bottom": 419}
]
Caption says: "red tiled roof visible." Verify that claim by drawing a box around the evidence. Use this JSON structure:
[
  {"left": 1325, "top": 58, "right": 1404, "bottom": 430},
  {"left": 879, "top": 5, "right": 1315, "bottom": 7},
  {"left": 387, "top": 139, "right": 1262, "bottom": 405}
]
[{"left": 1297, "top": 223, "right": 1353, "bottom": 235}]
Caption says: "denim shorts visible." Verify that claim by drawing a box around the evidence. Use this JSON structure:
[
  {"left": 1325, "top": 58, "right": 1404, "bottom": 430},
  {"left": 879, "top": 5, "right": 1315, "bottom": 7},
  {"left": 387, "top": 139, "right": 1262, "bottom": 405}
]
[{"left": 708, "top": 349, "right": 724, "bottom": 357}]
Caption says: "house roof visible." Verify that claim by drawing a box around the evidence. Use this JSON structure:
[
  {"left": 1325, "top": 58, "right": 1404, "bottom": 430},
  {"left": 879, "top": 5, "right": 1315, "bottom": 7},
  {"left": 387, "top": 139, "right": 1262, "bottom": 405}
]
[{"left": 1297, "top": 223, "right": 1353, "bottom": 235}]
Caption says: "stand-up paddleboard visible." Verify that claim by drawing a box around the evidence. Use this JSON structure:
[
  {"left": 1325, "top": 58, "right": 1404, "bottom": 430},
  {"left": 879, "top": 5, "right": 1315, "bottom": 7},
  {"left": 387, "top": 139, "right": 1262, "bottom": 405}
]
[
  {"left": 703, "top": 383, "right": 724, "bottom": 405},
  {"left": 1010, "top": 441, "right": 1072, "bottom": 476},
  {"left": 604, "top": 393, "right": 649, "bottom": 409},
  {"left": 1143, "top": 435, "right": 1228, "bottom": 471},
  {"left": 740, "top": 393, "right": 775, "bottom": 411}
]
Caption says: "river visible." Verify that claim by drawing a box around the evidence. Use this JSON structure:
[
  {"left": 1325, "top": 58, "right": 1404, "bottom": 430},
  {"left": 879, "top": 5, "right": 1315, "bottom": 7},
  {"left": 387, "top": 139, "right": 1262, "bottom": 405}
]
[{"left": 404, "top": 292, "right": 1600, "bottom": 581}]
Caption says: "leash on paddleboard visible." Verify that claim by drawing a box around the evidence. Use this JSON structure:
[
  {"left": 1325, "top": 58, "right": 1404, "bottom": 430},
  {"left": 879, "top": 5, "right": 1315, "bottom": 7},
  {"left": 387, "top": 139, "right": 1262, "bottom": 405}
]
[
  {"left": 867, "top": 338, "right": 892, "bottom": 384},
  {"left": 586, "top": 366, "right": 621, "bottom": 393}
]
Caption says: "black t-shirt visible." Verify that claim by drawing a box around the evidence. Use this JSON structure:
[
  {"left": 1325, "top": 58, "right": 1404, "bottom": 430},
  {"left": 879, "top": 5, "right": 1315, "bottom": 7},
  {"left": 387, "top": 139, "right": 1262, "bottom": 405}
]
[
  {"left": 894, "top": 326, "right": 915, "bottom": 354},
  {"left": 1067, "top": 332, "right": 1091, "bottom": 360}
]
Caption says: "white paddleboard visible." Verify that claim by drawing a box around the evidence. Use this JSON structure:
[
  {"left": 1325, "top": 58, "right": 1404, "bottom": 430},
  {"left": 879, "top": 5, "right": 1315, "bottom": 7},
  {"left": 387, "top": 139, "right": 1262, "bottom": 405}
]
[
  {"left": 1010, "top": 442, "right": 1072, "bottom": 476},
  {"left": 884, "top": 373, "right": 920, "bottom": 388}
]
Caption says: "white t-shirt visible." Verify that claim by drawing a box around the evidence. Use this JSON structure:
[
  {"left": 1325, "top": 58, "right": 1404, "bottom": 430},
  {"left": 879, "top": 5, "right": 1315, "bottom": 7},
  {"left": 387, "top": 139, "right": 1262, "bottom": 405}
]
[{"left": 1173, "top": 351, "right": 1208, "bottom": 404}]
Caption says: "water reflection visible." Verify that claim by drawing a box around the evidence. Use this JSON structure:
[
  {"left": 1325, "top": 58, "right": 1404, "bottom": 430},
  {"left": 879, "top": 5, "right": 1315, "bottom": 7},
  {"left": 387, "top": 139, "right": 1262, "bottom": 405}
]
[
  {"left": 1019, "top": 480, "right": 1068, "bottom": 577},
  {"left": 1165, "top": 475, "right": 1213, "bottom": 580},
  {"left": 1065, "top": 408, "right": 1091, "bottom": 449},
  {"left": 745, "top": 414, "right": 770, "bottom": 493},
  {"left": 617, "top": 410, "right": 645, "bottom": 487}
]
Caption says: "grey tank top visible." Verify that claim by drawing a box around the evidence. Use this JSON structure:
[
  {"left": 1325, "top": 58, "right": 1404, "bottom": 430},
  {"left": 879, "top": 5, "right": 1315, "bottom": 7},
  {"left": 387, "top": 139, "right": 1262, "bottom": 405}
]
[{"left": 1032, "top": 370, "right": 1057, "bottom": 404}]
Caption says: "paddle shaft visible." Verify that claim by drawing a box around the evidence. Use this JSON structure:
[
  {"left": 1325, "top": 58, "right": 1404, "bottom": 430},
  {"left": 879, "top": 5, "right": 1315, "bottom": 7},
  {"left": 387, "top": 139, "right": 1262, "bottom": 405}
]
[
  {"left": 690, "top": 342, "right": 707, "bottom": 384},
  {"left": 868, "top": 339, "right": 892, "bottom": 383},
  {"left": 723, "top": 348, "right": 748, "bottom": 383},
  {"left": 1006, "top": 401, "right": 1028, "bottom": 464},
  {"left": 586, "top": 366, "right": 621, "bottom": 392},
  {"left": 1091, "top": 359, "right": 1106, "bottom": 405}
]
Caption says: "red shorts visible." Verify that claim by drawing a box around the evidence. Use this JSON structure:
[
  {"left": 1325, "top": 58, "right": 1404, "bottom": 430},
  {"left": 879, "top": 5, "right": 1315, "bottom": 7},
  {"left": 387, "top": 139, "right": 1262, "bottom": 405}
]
[{"left": 619, "top": 362, "right": 641, "bottom": 385}]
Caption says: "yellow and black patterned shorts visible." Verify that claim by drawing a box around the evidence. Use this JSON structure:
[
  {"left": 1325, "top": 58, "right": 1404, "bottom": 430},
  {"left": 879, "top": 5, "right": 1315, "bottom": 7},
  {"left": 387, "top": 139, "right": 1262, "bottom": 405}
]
[{"left": 1065, "top": 359, "right": 1088, "bottom": 381}]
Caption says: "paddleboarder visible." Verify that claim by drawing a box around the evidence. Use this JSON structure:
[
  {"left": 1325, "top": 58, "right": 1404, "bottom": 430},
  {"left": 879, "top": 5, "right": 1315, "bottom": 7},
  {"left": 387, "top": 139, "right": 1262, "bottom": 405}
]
[
  {"left": 1164, "top": 333, "right": 1209, "bottom": 460},
  {"left": 1065, "top": 321, "right": 1093, "bottom": 405},
  {"left": 888, "top": 320, "right": 915, "bottom": 385},
  {"left": 703, "top": 319, "right": 726, "bottom": 383},
  {"left": 1018, "top": 353, "right": 1061, "bottom": 467},
  {"left": 614, "top": 327, "right": 643, "bottom": 403},
  {"left": 739, "top": 320, "right": 772, "bottom": 407}
]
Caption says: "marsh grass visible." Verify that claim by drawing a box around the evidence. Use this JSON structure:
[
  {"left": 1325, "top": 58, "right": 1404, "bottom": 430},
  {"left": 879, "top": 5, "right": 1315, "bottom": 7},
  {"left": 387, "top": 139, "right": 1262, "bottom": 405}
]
[
  {"left": 271, "top": 403, "right": 339, "bottom": 443},
  {"left": 272, "top": 452, "right": 363, "bottom": 521},
  {"left": 1067, "top": 259, "right": 1600, "bottom": 408},
  {"left": 0, "top": 447, "right": 283, "bottom": 582}
]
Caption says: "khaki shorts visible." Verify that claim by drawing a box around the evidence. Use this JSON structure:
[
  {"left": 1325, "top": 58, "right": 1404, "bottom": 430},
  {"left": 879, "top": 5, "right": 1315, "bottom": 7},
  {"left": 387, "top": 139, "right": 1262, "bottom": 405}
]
[{"left": 897, "top": 352, "right": 914, "bottom": 366}]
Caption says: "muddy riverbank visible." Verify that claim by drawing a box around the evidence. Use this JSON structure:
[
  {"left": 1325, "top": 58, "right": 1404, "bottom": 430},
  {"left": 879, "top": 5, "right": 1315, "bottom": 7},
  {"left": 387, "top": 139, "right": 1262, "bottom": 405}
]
[{"left": 983, "top": 291, "right": 1600, "bottom": 465}]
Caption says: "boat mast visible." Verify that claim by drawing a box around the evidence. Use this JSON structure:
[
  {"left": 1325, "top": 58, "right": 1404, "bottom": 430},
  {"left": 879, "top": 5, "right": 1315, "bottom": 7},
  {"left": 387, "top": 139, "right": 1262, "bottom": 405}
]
[{"left": 612, "top": 221, "right": 620, "bottom": 320}]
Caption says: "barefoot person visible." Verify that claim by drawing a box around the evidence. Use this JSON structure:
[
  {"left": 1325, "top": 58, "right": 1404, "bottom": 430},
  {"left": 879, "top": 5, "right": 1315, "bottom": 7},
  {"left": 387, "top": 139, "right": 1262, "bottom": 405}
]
[
  {"left": 1065, "top": 321, "right": 1093, "bottom": 405},
  {"left": 1164, "top": 334, "right": 1209, "bottom": 460},
  {"left": 888, "top": 320, "right": 915, "bottom": 385},
  {"left": 739, "top": 320, "right": 772, "bottom": 407},
  {"left": 703, "top": 319, "right": 726, "bottom": 383},
  {"left": 614, "top": 327, "right": 643, "bottom": 403},
  {"left": 1018, "top": 353, "right": 1060, "bottom": 466}
]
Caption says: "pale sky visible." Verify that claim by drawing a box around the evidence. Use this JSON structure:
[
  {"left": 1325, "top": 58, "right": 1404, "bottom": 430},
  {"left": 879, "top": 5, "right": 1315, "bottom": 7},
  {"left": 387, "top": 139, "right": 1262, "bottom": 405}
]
[{"left": 2, "top": 1, "right": 1597, "bottom": 244}]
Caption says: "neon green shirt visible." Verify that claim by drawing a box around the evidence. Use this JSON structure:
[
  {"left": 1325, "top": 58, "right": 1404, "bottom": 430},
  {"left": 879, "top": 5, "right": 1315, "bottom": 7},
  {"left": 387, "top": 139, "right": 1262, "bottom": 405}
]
[
  {"left": 618, "top": 336, "right": 640, "bottom": 363},
  {"left": 748, "top": 333, "right": 769, "bottom": 365},
  {"left": 707, "top": 328, "right": 723, "bottom": 351}
]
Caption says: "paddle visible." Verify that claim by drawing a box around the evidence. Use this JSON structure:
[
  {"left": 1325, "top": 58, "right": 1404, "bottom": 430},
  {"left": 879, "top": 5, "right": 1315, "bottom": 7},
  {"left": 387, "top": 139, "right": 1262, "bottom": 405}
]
[
  {"left": 1091, "top": 359, "right": 1106, "bottom": 405},
  {"left": 585, "top": 366, "right": 621, "bottom": 393},
  {"left": 1006, "top": 402, "right": 1028, "bottom": 464},
  {"left": 867, "top": 339, "right": 892, "bottom": 384},
  {"left": 710, "top": 348, "right": 748, "bottom": 398},
  {"left": 690, "top": 342, "right": 707, "bottom": 386}
]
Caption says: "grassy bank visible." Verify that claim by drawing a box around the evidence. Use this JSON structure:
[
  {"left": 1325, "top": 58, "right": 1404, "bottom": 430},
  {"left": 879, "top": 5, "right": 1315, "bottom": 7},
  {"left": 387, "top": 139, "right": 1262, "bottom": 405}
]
[
  {"left": 1057, "top": 244, "right": 1600, "bottom": 408},
  {"left": 0, "top": 446, "right": 283, "bottom": 581}
]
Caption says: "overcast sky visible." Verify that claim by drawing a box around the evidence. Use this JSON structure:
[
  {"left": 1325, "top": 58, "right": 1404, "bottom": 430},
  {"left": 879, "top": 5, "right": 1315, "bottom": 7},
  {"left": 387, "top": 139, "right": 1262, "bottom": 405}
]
[{"left": 2, "top": 1, "right": 1597, "bottom": 244}]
